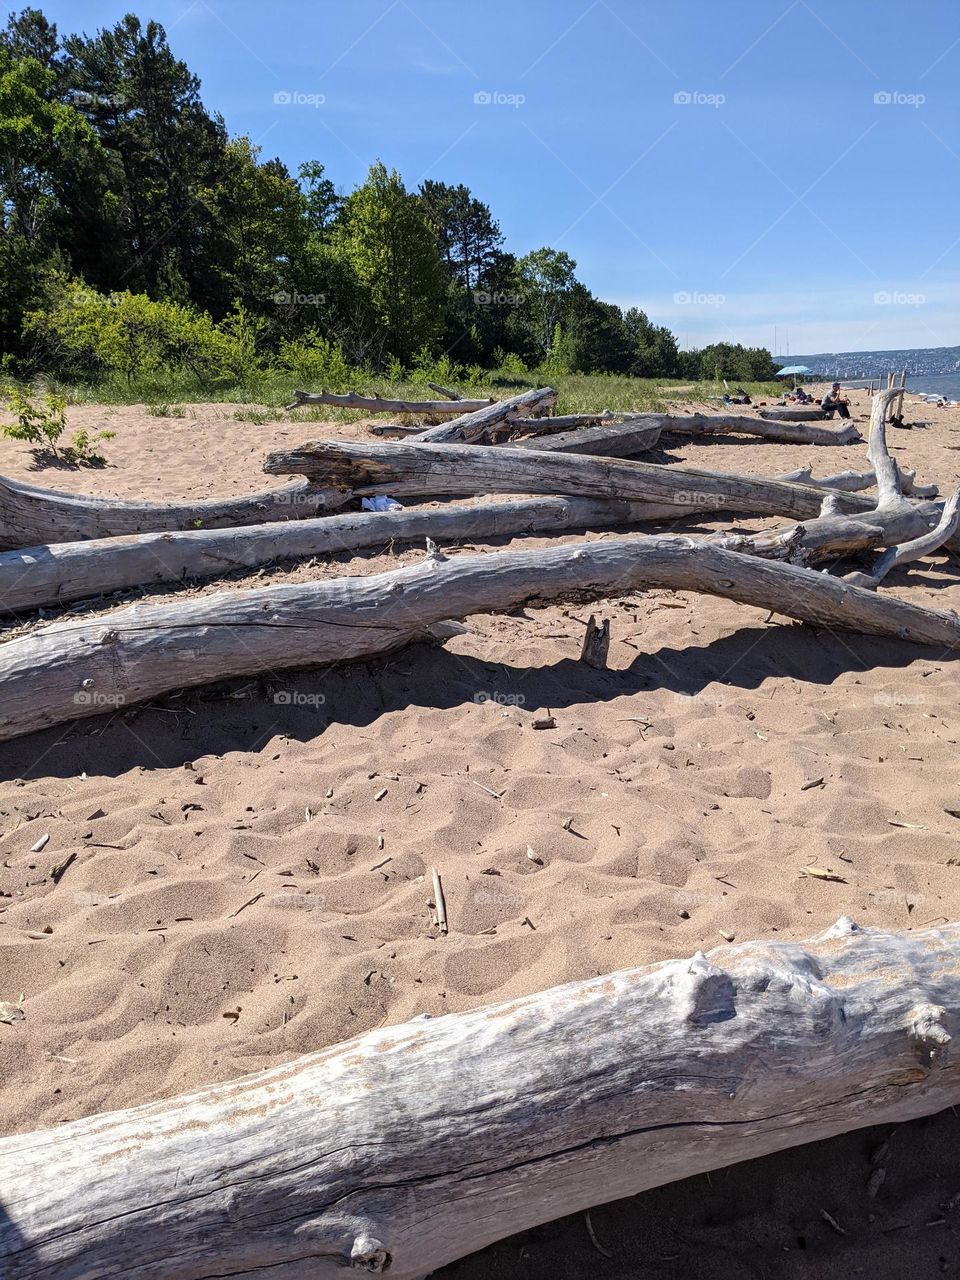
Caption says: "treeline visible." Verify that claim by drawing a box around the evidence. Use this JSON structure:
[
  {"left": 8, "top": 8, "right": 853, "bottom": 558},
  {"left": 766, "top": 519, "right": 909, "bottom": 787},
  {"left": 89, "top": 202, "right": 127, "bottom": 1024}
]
[{"left": 0, "top": 8, "right": 777, "bottom": 386}]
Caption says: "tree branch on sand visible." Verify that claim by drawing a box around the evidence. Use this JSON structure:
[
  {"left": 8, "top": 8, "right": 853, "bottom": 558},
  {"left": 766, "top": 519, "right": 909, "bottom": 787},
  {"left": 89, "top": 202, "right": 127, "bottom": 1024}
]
[{"left": 2, "top": 918, "right": 958, "bottom": 1279}]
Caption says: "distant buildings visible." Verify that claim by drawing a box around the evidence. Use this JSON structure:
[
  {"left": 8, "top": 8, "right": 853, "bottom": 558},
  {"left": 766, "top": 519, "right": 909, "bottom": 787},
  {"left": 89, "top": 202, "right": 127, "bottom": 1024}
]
[{"left": 776, "top": 345, "right": 960, "bottom": 380}]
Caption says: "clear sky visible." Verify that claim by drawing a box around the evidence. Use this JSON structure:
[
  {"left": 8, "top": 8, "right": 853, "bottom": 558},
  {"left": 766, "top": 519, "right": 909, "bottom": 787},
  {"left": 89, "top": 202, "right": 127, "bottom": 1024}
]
[{"left": 38, "top": 0, "right": 960, "bottom": 354}]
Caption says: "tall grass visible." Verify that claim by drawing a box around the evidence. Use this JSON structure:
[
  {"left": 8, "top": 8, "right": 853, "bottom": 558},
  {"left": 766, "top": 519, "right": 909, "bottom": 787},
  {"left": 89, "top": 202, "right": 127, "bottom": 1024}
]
[{"left": 22, "top": 368, "right": 785, "bottom": 419}]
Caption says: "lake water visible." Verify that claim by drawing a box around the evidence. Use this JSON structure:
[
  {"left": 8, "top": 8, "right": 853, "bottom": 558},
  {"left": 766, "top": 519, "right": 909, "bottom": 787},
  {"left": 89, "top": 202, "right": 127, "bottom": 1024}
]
[{"left": 907, "top": 372, "right": 960, "bottom": 400}]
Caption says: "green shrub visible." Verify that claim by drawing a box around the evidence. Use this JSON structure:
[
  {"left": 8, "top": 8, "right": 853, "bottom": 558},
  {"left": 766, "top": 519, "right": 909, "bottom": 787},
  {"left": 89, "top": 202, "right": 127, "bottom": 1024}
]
[
  {"left": 277, "top": 331, "right": 352, "bottom": 390},
  {"left": 1, "top": 386, "right": 114, "bottom": 464}
]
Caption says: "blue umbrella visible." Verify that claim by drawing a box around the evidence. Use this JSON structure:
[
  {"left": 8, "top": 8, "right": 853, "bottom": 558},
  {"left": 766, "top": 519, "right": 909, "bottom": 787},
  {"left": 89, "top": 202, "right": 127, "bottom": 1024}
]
[{"left": 775, "top": 365, "right": 813, "bottom": 376}]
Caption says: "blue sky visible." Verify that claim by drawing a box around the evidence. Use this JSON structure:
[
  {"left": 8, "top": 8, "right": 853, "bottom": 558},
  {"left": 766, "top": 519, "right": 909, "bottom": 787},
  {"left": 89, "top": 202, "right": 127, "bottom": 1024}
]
[{"left": 40, "top": 0, "right": 960, "bottom": 354}]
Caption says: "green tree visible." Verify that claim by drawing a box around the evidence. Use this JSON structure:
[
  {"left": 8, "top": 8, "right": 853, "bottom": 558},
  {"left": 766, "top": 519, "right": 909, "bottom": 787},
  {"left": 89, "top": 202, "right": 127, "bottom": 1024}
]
[
  {"left": 0, "top": 44, "right": 98, "bottom": 354},
  {"left": 337, "top": 161, "right": 445, "bottom": 365},
  {"left": 516, "top": 247, "right": 576, "bottom": 358}
]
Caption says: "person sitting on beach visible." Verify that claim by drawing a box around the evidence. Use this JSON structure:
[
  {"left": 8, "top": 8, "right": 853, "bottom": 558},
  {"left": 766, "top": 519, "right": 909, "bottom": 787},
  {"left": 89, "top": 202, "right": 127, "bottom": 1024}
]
[
  {"left": 821, "top": 382, "right": 851, "bottom": 419},
  {"left": 794, "top": 386, "right": 813, "bottom": 404}
]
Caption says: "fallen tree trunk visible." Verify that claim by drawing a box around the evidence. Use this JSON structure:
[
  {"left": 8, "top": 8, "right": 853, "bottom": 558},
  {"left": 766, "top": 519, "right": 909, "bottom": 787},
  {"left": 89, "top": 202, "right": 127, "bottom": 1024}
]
[
  {"left": 759, "top": 407, "right": 829, "bottom": 421},
  {"left": 284, "top": 389, "right": 494, "bottom": 414},
  {"left": 509, "top": 419, "right": 663, "bottom": 456},
  {"left": 413, "top": 386, "right": 558, "bottom": 443},
  {"left": 0, "top": 474, "right": 341, "bottom": 551},
  {"left": 1, "top": 534, "right": 960, "bottom": 742},
  {"left": 263, "top": 437, "right": 877, "bottom": 520},
  {"left": 666, "top": 413, "right": 860, "bottom": 446},
  {"left": 0, "top": 496, "right": 668, "bottom": 615},
  {"left": 2, "top": 917, "right": 958, "bottom": 1280}
]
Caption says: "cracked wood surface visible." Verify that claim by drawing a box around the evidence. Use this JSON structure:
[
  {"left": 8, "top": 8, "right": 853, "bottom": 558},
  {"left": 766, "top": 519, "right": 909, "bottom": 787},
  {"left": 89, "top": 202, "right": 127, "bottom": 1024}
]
[{"left": 1, "top": 919, "right": 958, "bottom": 1278}]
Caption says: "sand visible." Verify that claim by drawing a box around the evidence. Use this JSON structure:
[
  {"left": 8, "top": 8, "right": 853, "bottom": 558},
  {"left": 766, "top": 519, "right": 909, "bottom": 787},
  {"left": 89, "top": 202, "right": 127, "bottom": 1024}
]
[{"left": 2, "top": 385, "right": 960, "bottom": 1274}]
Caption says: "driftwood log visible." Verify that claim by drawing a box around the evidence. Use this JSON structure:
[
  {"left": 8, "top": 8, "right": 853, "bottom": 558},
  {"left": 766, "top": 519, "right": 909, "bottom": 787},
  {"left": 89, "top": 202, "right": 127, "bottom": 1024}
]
[
  {"left": 0, "top": 496, "right": 671, "bottom": 615},
  {"left": 412, "top": 387, "right": 558, "bottom": 443},
  {"left": 2, "top": 918, "right": 958, "bottom": 1279},
  {"left": 779, "top": 465, "right": 938, "bottom": 499},
  {"left": 263, "top": 437, "right": 885, "bottom": 520},
  {"left": 758, "top": 406, "right": 829, "bottom": 422},
  {"left": 0, "top": 474, "right": 340, "bottom": 551},
  {"left": 509, "top": 419, "right": 664, "bottom": 456},
  {"left": 284, "top": 390, "right": 494, "bottom": 414},
  {"left": 2, "top": 534, "right": 960, "bottom": 742},
  {"left": 666, "top": 413, "right": 860, "bottom": 446}
]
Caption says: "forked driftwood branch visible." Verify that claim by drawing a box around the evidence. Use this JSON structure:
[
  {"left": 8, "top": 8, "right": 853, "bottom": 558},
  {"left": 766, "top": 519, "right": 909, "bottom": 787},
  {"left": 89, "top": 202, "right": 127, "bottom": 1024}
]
[
  {"left": 2, "top": 534, "right": 960, "bottom": 742},
  {"left": 2, "top": 918, "right": 958, "bottom": 1279}
]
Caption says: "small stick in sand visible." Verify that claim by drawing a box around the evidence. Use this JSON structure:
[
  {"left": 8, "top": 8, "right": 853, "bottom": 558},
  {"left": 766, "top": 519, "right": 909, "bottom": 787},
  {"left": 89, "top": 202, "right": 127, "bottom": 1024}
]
[
  {"left": 50, "top": 850, "right": 78, "bottom": 884},
  {"left": 431, "top": 867, "right": 448, "bottom": 935}
]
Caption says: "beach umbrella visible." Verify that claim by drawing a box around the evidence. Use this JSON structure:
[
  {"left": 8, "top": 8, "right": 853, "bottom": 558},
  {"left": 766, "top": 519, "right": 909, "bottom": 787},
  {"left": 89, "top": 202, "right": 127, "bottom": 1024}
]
[{"left": 775, "top": 364, "right": 813, "bottom": 391}]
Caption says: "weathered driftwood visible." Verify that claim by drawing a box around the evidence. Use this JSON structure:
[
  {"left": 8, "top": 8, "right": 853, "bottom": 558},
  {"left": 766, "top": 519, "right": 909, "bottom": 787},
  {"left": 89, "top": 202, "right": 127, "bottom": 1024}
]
[
  {"left": 426, "top": 381, "right": 463, "bottom": 400},
  {"left": 509, "top": 411, "right": 619, "bottom": 433},
  {"left": 845, "top": 489, "right": 960, "bottom": 589},
  {"left": 412, "top": 387, "right": 558, "bottom": 443},
  {"left": 2, "top": 917, "right": 959, "bottom": 1280},
  {"left": 2, "top": 534, "right": 960, "bottom": 742},
  {"left": 263, "top": 437, "right": 879, "bottom": 520},
  {"left": 509, "top": 419, "right": 663, "bottom": 456},
  {"left": 713, "top": 391, "right": 953, "bottom": 568},
  {"left": 0, "top": 474, "right": 340, "bottom": 551},
  {"left": 667, "top": 413, "right": 860, "bottom": 446},
  {"left": 778, "top": 465, "right": 938, "bottom": 499},
  {"left": 834, "top": 389, "right": 960, "bottom": 588},
  {"left": 0, "top": 496, "right": 669, "bottom": 615},
  {"left": 284, "top": 389, "right": 493, "bottom": 414},
  {"left": 758, "top": 407, "right": 829, "bottom": 422}
]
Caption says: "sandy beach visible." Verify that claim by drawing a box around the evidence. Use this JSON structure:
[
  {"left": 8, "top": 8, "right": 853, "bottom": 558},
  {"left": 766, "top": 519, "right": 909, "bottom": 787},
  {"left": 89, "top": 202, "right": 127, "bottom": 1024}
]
[{"left": 2, "top": 385, "right": 960, "bottom": 1274}]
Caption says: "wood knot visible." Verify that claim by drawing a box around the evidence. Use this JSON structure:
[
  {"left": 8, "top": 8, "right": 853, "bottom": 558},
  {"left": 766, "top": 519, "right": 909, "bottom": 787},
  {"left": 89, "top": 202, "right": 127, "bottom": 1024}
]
[
  {"left": 677, "top": 954, "right": 737, "bottom": 1027},
  {"left": 910, "top": 1002, "right": 951, "bottom": 1067},
  {"left": 98, "top": 629, "right": 120, "bottom": 645},
  {"left": 351, "top": 1234, "right": 391, "bottom": 1272}
]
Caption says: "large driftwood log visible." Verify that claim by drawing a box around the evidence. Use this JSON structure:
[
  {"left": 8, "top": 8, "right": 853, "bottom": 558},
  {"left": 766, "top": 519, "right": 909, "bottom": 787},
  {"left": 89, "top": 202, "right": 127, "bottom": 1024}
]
[
  {"left": 0, "top": 496, "right": 668, "bottom": 615},
  {"left": 666, "top": 413, "right": 860, "bottom": 446},
  {"left": 2, "top": 918, "right": 958, "bottom": 1280},
  {"left": 2, "top": 535, "right": 960, "bottom": 742},
  {"left": 758, "top": 406, "right": 829, "bottom": 422},
  {"left": 509, "top": 419, "right": 664, "bottom": 456},
  {"left": 0, "top": 474, "right": 340, "bottom": 551},
  {"left": 413, "top": 387, "right": 558, "bottom": 443},
  {"left": 284, "top": 390, "right": 494, "bottom": 414},
  {"left": 263, "top": 437, "right": 881, "bottom": 520}
]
